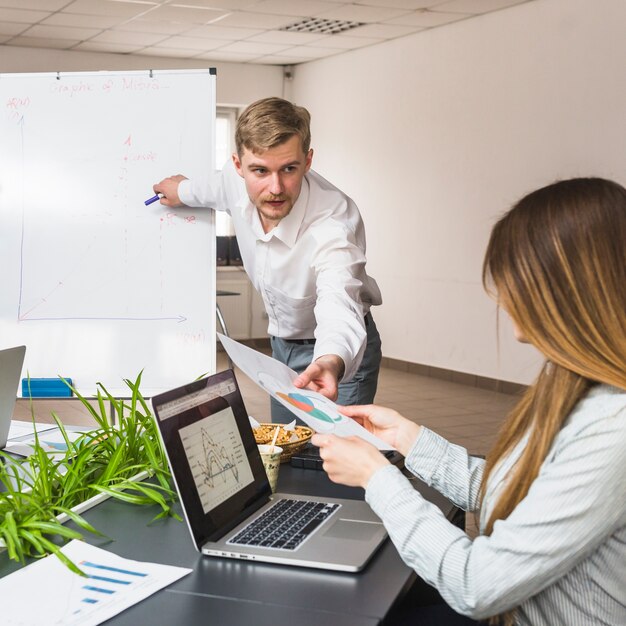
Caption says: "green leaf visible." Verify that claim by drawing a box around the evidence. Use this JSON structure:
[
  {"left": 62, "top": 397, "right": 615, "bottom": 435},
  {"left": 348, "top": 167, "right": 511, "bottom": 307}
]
[
  {"left": 2, "top": 511, "right": 20, "bottom": 561},
  {"left": 97, "top": 438, "right": 128, "bottom": 484},
  {"left": 37, "top": 536, "right": 86, "bottom": 577},
  {"left": 90, "top": 484, "right": 153, "bottom": 505},
  {"left": 18, "top": 528, "right": 46, "bottom": 555},
  {"left": 22, "top": 520, "right": 84, "bottom": 541},
  {"left": 51, "top": 506, "right": 107, "bottom": 538},
  {"left": 151, "top": 509, "right": 183, "bottom": 523}
]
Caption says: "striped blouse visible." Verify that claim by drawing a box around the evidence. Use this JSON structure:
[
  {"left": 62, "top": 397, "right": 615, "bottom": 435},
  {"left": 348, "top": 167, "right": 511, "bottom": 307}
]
[{"left": 365, "top": 384, "right": 626, "bottom": 625}]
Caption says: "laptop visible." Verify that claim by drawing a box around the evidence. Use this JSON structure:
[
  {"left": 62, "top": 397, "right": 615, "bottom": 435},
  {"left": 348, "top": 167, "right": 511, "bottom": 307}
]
[
  {"left": 151, "top": 369, "right": 388, "bottom": 572},
  {"left": 0, "top": 345, "right": 26, "bottom": 449}
]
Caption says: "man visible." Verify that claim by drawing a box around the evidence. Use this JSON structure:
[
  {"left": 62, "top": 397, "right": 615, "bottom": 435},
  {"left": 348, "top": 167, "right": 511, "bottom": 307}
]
[{"left": 153, "top": 97, "right": 382, "bottom": 423}]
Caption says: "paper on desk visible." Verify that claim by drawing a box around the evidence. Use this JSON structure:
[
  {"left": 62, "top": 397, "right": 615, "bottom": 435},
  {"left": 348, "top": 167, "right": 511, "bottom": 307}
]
[
  {"left": 0, "top": 539, "right": 191, "bottom": 626},
  {"left": 8, "top": 420, "right": 57, "bottom": 441},
  {"left": 6, "top": 427, "right": 86, "bottom": 456},
  {"left": 3, "top": 441, "right": 36, "bottom": 457},
  {"left": 5, "top": 422, "right": 80, "bottom": 457},
  {"left": 219, "top": 333, "right": 392, "bottom": 450}
]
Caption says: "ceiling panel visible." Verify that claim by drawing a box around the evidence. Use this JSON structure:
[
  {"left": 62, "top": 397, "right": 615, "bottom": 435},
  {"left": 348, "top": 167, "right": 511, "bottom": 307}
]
[
  {"left": 21, "top": 23, "right": 103, "bottom": 40},
  {"left": 183, "top": 24, "right": 264, "bottom": 39},
  {"left": 154, "top": 34, "right": 226, "bottom": 49},
  {"left": 61, "top": 0, "right": 152, "bottom": 19},
  {"left": 246, "top": 30, "right": 328, "bottom": 45},
  {"left": 40, "top": 13, "right": 122, "bottom": 28},
  {"left": 248, "top": 0, "right": 345, "bottom": 18},
  {"left": 386, "top": 9, "right": 470, "bottom": 26},
  {"left": 113, "top": 19, "right": 192, "bottom": 35},
  {"left": 9, "top": 35, "right": 81, "bottom": 48},
  {"left": 90, "top": 29, "right": 167, "bottom": 46},
  {"left": 346, "top": 22, "right": 423, "bottom": 38},
  {"left": 0, "top": 7, "right": 52, "bottom": 22},
  {"left": 437, "top": 0, "right": 530, "bottom": 13},
  {"left": 0, "top": 21, "right": 28, "bottom": 35},
  {"left": 209, "top": 11, "right": 298, "bottom": 30},
  {"left": 145, "top": 5, "right": 229, "bottom": 23},
  {"left": 1, "top": 0, "right": 69, "bottom": 9},
  {"left": 74, "top": 40, "right": 147, "bottom": 53},
  {"left": 275, "top": 44, "right": 345, "bottom": 59},
  {"left": 317, "top": 4, "right": 413, "bottom": 23}
]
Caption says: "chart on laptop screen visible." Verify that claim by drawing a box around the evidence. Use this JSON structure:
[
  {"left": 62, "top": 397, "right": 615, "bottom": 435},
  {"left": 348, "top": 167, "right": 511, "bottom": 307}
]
[{"left": 179, "top": 406, "right": 254, "bottom": 513}]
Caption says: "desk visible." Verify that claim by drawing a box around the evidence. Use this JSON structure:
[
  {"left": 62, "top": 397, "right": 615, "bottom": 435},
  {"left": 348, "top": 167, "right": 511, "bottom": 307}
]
[{"left": 0, "top": 464, "right": 459, "bottom": 625}]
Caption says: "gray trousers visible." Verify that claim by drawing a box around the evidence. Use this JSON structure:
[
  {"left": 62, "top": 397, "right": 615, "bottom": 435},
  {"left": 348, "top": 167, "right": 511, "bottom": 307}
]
[{"left": 269, "top": 313, "right": 382, "bottom": 423}]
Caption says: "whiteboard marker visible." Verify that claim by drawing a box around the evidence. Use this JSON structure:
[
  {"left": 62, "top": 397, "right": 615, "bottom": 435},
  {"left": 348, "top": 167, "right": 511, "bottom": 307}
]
[{"left": 144, "top": 194, "right": 161, "bottom": 206}]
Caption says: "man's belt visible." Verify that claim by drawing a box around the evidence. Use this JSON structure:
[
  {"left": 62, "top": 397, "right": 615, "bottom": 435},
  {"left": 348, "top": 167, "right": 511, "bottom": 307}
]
[{"left": 278, "top": 313, "right": 371, "bottom": 345}]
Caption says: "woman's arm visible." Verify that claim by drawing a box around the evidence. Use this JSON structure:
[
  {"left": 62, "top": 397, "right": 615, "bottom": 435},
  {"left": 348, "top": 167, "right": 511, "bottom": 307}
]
[
  {"left": 365, "top": 405, "right": 626, "bottom": 619},
  {"left": 335, "top": 405, "right": 484, "bottom": 511},
  {"left": 404, "top": 427, "right": 485, "bottom": 512}
]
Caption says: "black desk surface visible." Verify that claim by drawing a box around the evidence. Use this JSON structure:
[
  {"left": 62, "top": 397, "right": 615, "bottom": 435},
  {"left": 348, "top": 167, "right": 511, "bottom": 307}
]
[{"left": 0, "top": 464, "right": 456, "bottom": 625}]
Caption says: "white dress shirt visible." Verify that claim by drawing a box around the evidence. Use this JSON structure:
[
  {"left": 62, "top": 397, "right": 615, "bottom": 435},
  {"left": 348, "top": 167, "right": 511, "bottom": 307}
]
[
  {"left": 365, "top": 384, "right": 626, "bottom": 625},
  {"left": 178, "top": 160, "right": 382, "bottom": 381}
]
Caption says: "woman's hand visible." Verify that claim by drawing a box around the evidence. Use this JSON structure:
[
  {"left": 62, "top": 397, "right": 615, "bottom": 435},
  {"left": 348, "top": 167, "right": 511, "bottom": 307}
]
[
  {"left": 311, "top": 434, "right": 389, "bottom": 488},
  {"left": 338, "top": 405, "right": 422, "bottom": 457}
]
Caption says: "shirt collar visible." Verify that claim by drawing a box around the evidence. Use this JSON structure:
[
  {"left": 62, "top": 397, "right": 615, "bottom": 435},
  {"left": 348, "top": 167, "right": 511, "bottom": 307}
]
[{"left": 239, "top": 176, "right": 309, "bottom": 247}]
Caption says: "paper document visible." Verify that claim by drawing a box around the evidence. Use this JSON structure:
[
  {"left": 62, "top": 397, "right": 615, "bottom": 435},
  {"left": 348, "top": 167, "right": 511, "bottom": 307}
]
[
  {"left": 218, "top": 333, "right": 392, "bottom": 450},
  {"left": 8, "top": 420, "right": 57, "bottom": 440},
  {"left": 6, "top": 425, "right": 88, "bottom": 457},
  {"left": 0, "top": 539, "right": 191, "bottom": 626}
]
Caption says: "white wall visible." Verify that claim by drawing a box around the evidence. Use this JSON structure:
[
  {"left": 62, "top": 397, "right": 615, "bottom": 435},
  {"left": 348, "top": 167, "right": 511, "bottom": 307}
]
[
  {"left": 0, "top": 45, "right": 283, "bottom": 106},
  {"left": 288, "top": 0, "right": 626, "bottom": 384}
]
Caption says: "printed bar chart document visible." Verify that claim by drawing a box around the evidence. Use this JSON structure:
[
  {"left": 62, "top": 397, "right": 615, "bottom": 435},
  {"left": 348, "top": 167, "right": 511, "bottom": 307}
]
[{"left": 0, "top": 539, "right": 191, "bottom": 625}]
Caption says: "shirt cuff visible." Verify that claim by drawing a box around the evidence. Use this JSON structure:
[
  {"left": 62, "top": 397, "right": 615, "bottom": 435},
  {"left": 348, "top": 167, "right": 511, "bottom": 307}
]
[
  {"left": 405, "top": 427, "right": 450, "bottom": 484},
  {"left": 178, "top": 178, "right": 194, "bottom": 206},
  {"left": 312, "top": 344, "right": 351, "bottom": 381},
  {"left": 365, "top": 464, "right": 407, "bottom": 516}
]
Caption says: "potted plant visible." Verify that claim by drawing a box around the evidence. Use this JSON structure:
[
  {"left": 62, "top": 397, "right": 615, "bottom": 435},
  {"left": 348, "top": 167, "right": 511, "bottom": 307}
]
[{"left": 0, "top": 372, "right": 179, "bottom": 573}]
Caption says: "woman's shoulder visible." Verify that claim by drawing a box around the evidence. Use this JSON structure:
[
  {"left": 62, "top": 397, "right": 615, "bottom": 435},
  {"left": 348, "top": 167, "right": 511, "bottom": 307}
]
[
  {"left": 541, "top": 385, "right": 626, "bottom": 487},
  {"left": 561, "top": 384, "right": 626, "bottom": 438}
]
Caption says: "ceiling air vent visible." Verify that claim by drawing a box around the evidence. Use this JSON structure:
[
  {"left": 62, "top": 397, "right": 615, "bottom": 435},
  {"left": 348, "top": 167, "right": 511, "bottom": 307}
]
[{"left": 280, "top": 17, "right": 365, "bottom": 35}]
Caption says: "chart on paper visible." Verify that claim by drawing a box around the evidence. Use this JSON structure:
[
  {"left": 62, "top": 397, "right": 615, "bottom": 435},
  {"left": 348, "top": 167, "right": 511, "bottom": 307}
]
[
  {"left": 179, "top": 406, "right": 254, "bottom": 512},
  {"left": 218, "top": 333, "right": 393, "bottom": 450},
  {"left": 0, "top": 539, "right": 191, "bottom": 626}
]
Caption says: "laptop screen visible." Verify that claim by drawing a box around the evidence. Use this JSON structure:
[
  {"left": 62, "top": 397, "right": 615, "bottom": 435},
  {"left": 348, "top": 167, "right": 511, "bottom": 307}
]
[{"left": 151, "top": 370, "right": 272, "bottom": 547}]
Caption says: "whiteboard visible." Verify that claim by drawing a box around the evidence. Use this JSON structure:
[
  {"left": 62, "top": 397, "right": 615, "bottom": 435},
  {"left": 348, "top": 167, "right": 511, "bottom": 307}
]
[{"left": 0, "top": 69, "right": 216, "bottom": 396}]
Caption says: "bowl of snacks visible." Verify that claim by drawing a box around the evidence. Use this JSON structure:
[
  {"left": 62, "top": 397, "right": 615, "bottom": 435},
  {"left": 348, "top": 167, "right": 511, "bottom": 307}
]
[{"left": 251, "top": 421, "right": 313, "bottom": 463}]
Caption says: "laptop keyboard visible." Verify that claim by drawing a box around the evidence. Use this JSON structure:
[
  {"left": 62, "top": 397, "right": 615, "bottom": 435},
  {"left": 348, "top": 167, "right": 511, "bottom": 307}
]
[{"left": 228, "top": 498, "right": 340, "bottom": 551}]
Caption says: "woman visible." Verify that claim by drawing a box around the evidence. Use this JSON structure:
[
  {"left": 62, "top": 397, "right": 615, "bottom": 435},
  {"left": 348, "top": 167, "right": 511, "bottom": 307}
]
[{"left": 313, "top": 178, "right": 626, "bottom": 626}]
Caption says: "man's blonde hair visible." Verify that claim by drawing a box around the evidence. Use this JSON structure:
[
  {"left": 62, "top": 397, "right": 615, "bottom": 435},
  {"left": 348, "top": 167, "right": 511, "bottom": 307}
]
[{"left": 235, "top": 97, "right": 311, "bottom": 157}]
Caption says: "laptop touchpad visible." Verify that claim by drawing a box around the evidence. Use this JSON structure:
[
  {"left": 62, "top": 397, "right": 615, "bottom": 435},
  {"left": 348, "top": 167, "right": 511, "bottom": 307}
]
[{"left": 323, "top": 520, "right": 381, "bottom": 541}]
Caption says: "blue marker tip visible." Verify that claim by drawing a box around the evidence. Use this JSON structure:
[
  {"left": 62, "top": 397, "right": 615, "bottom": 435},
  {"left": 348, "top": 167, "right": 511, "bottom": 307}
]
[{"left": 144, "top": 194, "right": 161, "bottom": 206}]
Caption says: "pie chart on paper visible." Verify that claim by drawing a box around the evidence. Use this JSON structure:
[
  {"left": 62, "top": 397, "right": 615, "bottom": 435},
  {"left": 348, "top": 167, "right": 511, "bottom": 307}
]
[{"left": 275, "top": 391, "right": 343, "bottom": 424}]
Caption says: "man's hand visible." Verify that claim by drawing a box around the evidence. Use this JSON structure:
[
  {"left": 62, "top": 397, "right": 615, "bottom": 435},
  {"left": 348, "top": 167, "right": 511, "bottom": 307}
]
[
  {"left": 153, "top": 175, "right": 188, "bottom": 207},
  {"left": 293, "top": 354, "right": 345, "bottom": 400}
]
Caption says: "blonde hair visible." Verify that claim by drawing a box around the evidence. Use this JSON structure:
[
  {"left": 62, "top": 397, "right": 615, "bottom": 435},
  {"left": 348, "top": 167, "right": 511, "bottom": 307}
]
[
  {"left": 235, "top": 97, "right": 311, "bottom": 157},
  {"left": 481, "top": 177, "right": 626, "bottom": 625}
]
